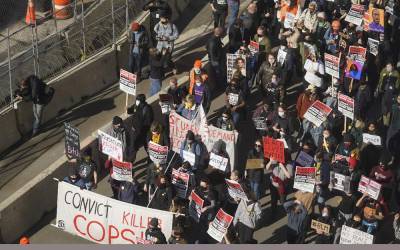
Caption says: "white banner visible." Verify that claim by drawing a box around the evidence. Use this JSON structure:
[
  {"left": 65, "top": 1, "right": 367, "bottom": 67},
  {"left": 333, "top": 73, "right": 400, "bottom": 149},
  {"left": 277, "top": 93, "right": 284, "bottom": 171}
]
[
  {"left": 293, "top": 167, "right": 316, "bottom": 193},
  {"left": 340, "top": 225, "right": 374, "bottom": 244},
  {"left": 56, "top": 181, "right": 174, "bottom": 244},
  {"left": 209, "top": 152, "right": 228, "bottom": 172},
  {"left": 98, "top": 130, "right": 123, "bottom": 161},
  {"left": 362, "top": 133, "right": 381, "bottom": 146}
]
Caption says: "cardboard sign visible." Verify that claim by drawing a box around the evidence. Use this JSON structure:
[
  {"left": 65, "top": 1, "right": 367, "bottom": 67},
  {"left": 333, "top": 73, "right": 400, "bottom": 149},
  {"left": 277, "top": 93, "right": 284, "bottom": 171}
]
[
  {"left": 248, "top": 41, "right": 260, "bottom": 56},
  {"left": 246, "top": 158, "right": 264, "bottom": 170},
  {"left": 340, "top": 225, "right": 374, "bottom": 244},
  {"left": 293, "top": 166, "right": 316, "bottom": 193},
  {"left": 345, "top": 59, "right": 364, "bottom": 80},
  {"left": 148, "top": 141, "right": 168, "bottom": 165},
  {"left": 345, "top": 4, "right": 365, "bottom": 26},
  {"left": 56, "top": 181, "right": 174, "bottom": 244},
  {"left": 304, "top": 100, "right": 333, "bottom": 127},
  {"left": 338, "top": 93, "right": 354, "bottom": 120},
  {"left": 367, "top": 38, "right": 379, "bottom": 56},
  {"left": 253, "top": 117, "right": 267, "bottom": 130},
  {"left": 330, "top": 171, "right": 351, "bottom": 192},
  {"left": 362, "top": 133, "right": 381, "bottom": 146},
  {"left": 324, "top": 53, "right": 340, "bottom": 78},
  {"left": 119, "top": 69, "right": 137, "bottom": 95},
  {"left": 171, "top": 168, "right": 190, "bottom": 199},
  {"left": 207, "top": 209, "right": 234, "bottom": 242},
  {"left": 225, "top": 179, "right": 248, "bottom": 201},
  {"left": 358, "top": 175, "right": 381, "bottom": 200},
  {"left": 159, "top": 94, "right": 173, "bottom": 114},
  {"left": 209, "top": 153, "right": 229, "bottom": 172},
  {"left": 189, "top": 191, "right": 204, "bottom": 223},
  {"left": 296, "top": 151, "right": 314, "bottom": 167},
  {"left": 263, "top": 136, "right": 285, "bottom": 163},
  {"left": 182, "top": 150, "right": 195, "bottom": 166},
  {"left": 227, "top": 53, "right": 246, "bottom": 83},
  {"left": 98, "top": 130, "right": 123, "bottom": 161},
  {"left": 311, "top": 220, "right": 331, "bottom": 234},
  {"left": 111, "top": 159, "right": 133, "bottom": 182},
  {"left": 64, "top": 122, "right": 80, "bottom": 159}
]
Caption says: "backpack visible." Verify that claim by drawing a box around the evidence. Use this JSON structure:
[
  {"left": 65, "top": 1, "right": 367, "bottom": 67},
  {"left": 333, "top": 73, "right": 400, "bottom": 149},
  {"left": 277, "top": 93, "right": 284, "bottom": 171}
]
[{"left": 42, "top": 85, "right": 55, "bottom": 106}]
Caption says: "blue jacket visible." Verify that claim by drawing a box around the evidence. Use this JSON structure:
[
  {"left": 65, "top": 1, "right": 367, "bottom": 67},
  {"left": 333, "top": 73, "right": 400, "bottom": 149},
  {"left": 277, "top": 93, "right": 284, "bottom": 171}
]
[{"left": 180, "top": 139, "right": 203, "bottom": 170}]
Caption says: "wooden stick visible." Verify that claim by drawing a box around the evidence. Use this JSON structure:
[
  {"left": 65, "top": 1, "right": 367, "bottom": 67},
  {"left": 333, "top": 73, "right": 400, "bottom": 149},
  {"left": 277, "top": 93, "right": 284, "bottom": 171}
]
[
  {"left": 344, "top": 116, "right": 347, "bottom": 133},
  {"left": 125, "top": 93, "right": 129, "bottom": 115}
]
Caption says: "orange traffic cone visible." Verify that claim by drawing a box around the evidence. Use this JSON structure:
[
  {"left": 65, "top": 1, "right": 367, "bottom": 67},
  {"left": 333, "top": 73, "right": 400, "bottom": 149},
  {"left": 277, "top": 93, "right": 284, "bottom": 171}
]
[{"left": 25, "top": 0, "right": 36, "bottom": 25}]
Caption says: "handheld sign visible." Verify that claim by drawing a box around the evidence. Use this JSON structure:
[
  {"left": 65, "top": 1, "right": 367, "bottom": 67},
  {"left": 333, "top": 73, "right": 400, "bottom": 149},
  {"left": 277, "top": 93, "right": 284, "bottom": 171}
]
[
  {"left": 338, "top": 93, "right": 355, "bottom": 120},
  {"left": 263, "top": 136, "right": 285, "bottom": 163},
  {"left": 293, "top": 166, "right": 316, "bottom": 193},
  {"left": 345, "top": 4, "right": 365, "bottom": 26},
  {"left": 246, "top": 158, "right": 264, "bottom": 170},
  {"left": 189, "top": 191, "right": 204, "bottom": 222},
  {"left": 362, "top": 133, "right": 381, "bottom": 146},
  {"left": 311, "top": 220, "right": 331, "bottom": 234},
  {"left": 119, "top": 69, "right": 137, "bottom": 95},
  {"left": 98, "top": 130, "right": 123, "bottom": 161},
  {"left": 304, "top": 100, "right": 333, "bottom": 127},
  {"left": 209, "top": 152, "right": 229, "bottom": 172},
  {"left": 358, "top": 175, "right": 381, "bottom": 200},
  {"left": 148, "top": 141, "right": 168, "bottom": 165},
  {"left": 111, "top": 159, "right": 133, "bottom": 182},
  {"left": 159, "top": 94, "right": 173, "bottom": 114},
  {"left": 324, "top": 53, "right": 340, "bottom": 78},
  {"left": 225, "top": 179, "right": 248, "bottom": 201},
  {"left": 64, "top": 122, "right": 80, "bottom": 159},
  {"left": 207, "top": 209, "right": 234, "bottom": 242},
  {"left": 340, "top": 225, "right": 374, "bottom": 244}
]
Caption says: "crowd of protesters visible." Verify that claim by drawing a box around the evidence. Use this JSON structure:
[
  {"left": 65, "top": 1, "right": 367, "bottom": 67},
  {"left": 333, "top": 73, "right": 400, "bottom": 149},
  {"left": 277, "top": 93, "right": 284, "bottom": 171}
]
[{"left": 55, "top": 0, "right": 400, "bottom": 245}]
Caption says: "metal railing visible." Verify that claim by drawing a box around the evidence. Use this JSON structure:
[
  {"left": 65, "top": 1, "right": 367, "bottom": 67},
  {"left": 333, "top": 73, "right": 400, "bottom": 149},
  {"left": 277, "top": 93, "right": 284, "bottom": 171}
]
[{"left": 0, "top": 0, "right": 144, "bottom": 111}]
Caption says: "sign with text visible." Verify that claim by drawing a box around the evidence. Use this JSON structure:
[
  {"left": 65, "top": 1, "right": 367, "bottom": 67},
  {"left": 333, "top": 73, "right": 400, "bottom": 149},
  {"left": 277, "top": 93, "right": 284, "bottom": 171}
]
[
  {"left": 348, "top": 46, "right": 367, "bottom": 63},
  {"left": 148, "top": 141, "right": 168, "bottom": 165},
  {"left": 324, "top": 53, "right": 340, "bottom": 78},
  {"left": 293, "top": 166, "right": 316, "bottom": 193},
  {"left": 207, "top": 209, "right": 234, "bottom": 242},
  {"left": 338, "top": 93, "right": 354, "bottom": 120},
  {"left": 362, "top": 133, "right": 381, "bottom": 146},
  {"left": 345, "top": 4, "right": 365, "bottom": 26},
  {"left": 98, "top": 130, "right": 123, "bottom": 161},
  {"left": 56, "top": 181, "right": 173, "bottom": 244},
  {"left": 227, "top": 53, "right": 246, "bottom": 83},
  {"left": 171, "top": 168, "right": 189, "bottom": 199},
  {"left": 64, "top": 122, "right": 80, "bottom": 159},
  {"left": 209, "top": 153, "right": 229, "bottom": 172},
  {"left": 189, "top": 191, "right": 204, "bottom": 223},
  {"left": 253, "top": 117, "right": 267, "bottom": 130},
  {"left": 159, "top": 94, "right": 173, "bottom": 114},
  {"left": 225, "top": 179, "right": 248, "bottom": 201},
  {"left": 367, "top": 38, "right": 379, "bottom": 56},
  {"left": 330, "top": 171, "right": 351, "bottom": 192},
  {"left": 304, "top": 100, "right": 333, "bottom": 127},
  {"left": 340, "top": 225, "right": 374, "bottom": 244},
  {"left": 263, "top": 136, "right": 285, "bottom": 163},
  {"left": 246, "top": 158, "right": 264, "bottom": 170},
  {"left": 182, "top": 150, "right": 195, "bottom": 166},
  {"left": 248, "top": 41, "right": 260, "bottom": 56},
  {"left": 311, "top": 220, "right": 331, "bottom": 234},
  {"left": 119, "top": 69, "right": 137, "bottom": 95},
  {"left": 358, "top": 175, "right": 381, "bottom": 200},
  {"left": 111, "top": 159, "right": 133, "bottom": 182},
  {"left": 296, "top": 151, "right": 314, "bottom": 167}
]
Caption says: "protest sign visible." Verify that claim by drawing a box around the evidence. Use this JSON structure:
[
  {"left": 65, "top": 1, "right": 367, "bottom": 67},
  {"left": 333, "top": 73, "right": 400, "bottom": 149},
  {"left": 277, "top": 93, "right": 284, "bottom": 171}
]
[
  {"left": 228, "top": 92, "right": 240, "bottom": 106},
  {"left": 358, "top": 175, "right": 381, "bottom": 200},
  {"left": 277, "top": 47, "right": 287, "bottom": 66},
  {"left": 148, "top": 141, "right": 168, "bottom": 165},
  {"left": 253, "top": 117, "right": 267, "bottom": 130},
  {"left": 248, "top": 41, "right": 260, "bottom": 56},
  {"left": 64, "top": 122, "right": 80, "bottom": 159},
  {"left": 364, "top": 7, "right": 385, "bottom": 33},
  {"left": 159, "top": 94, "right": 173, "bottom": 114},
  {"left": 284, "top": 12, "right": 296, "bottom": 29},
  {"left": 304, "top": 72, "right": 322, "bottom": 87},
  {"left": 330, "top": 171, "right": 351, "bottom": 192},
  {"left": 293, "top": 166, "right": 316, "bottom": 193},
  {"left": 324, "top": 53, "right": 340, "bottom": 78},
  {"left": 338, "top": 93, "right": 355, "bottom": 120},
  {"left": 345, "top": 59, "right": 364, "bottom": 80},
  {"left": 345, "top": 4, "right": 365, "bottom": 26},
  {"left": 111, "top": 159, "right": 133, "bottom": 182},
  {"left": 189, "top": 191, "right": 204, "bottom": 222},
  {"left": 98, "top": 130, "right": 123, "bottom": 161},
  {"left": 304, "top": 100, "right": 333, "bottom": 127},
  {"left": 340, "top": 225, "right": 374, "bottom": 244},
  {"left": 225, "top": 179, "right": 248, "bottom": 201},
  {"left": 119, "top": 69, "right": 137, "bottom": 96},
  {"left": 171, "top": 169, "right": 190, "bottom": 199},
  {"left": 348, "top": 46, "right": 367, "bottom": 62},
  {"left": 362, "top": 133, "right": 381, "bottom": 146},
  {"left": 246, "top": 158, "right": 264, "bottom": 170},
  {"left": 311, "top": 220, "right": 331, "bottom": 234},
  {"left": 296, "top": 151, "right": 314, "bottom": 167},
  {"left": 207, "top": 209, "right": 234, "bottom": 242},
  {"left": 263, "top": 136, "right": 285, "bottom": 163},
  {"left": 56, "top": 181, "right": 173, "bottom": 244},
  {"left": 183, "top": 150, "right": 195, "bottom": 166},
  {"left": 367, "top": 38, "right": 379, "bottom": 56},
  {"left": 209, "top": 153, "right": 229, "bottom": 172},
  {"left": 227, "top": 53, "right": 246, "bottom": 83}
]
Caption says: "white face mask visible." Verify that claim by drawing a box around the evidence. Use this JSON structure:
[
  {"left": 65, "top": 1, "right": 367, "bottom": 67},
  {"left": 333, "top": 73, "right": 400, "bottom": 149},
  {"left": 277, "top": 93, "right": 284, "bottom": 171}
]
[
  {"left": 222, "top": 117, "right": 228, "bottom": 121},
  {"left": 268, "top": 59, "right": 275, "bottom": 64},
  {"left": 135, "top": 100, "right": 140, "bottom": 106},
  {"left": 195, "top": 81, "right": 201, "bottom": 86},
  {"left": 278, "top": 111, "right": 285, "bottom": 118},
  {"left": 322, "top": 212, "right": 328, "bottom": 217}
]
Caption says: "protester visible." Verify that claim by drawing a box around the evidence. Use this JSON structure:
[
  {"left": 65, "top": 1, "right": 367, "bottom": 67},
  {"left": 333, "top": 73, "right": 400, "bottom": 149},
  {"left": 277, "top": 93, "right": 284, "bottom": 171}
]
[
  {"left": 142, "top": 0, "right": 172, "bottom": 45},
  {"left": 233, "top": 193, "right": 262, "bottom": 243},
  {"left": 129, "top": 21, "right": 149, "bottom": 80},
  {"left": 283, "top": 199, "right": 307, "bottom": 244},
  {"left": 145, "top": 217, "right": 168, "bottom": 244}
]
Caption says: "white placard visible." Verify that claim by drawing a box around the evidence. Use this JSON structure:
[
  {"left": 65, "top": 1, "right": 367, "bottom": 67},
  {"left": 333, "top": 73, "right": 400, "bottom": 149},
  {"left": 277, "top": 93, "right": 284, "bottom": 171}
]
[
  {"left": 340, "top": 225, "right": 374, "bottom": 244},
  {"left": 362, "top": 133, "right": 381, "bottom": 146},
  {"left": 98, "top": 130, "right": 123, "bottom": 161},
  {"left": 209, "top": 152, "right": 228, "bottom": 172}
]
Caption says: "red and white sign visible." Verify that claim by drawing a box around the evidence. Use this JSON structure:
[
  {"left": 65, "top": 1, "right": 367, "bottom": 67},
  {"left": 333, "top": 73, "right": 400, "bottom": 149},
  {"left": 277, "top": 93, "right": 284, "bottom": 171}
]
[
  {"left": 171, "top": 169, "right": 190, "bottom": 199},
  {"left": 56, "top": 181, "right": 173, "bottom": 244},
  {"left": 345, "top": 4, "right": 365, "bottom": 26},
  {"left": 348, "top": 46, "right": 367, "bottom": 63},
  {"left": 225, "top": 179, "right": 248, "bottom": 201},
  {"left": 111, "top": 159, "right": 133, "bottom": 182},
  {"left": 263, "top": 136, "right": 285, "bottom": 164},
  {"left": 304, "top": 100, "right": 333, "bottom": 127},
  {"left": 119, "top": 69, "right": 137, "bottom": 95},
  {"left": 189, "top": 191, "right": 204, "bottom": 223},
  {"left": 324, "top": 53, "right": 340, "bottom": 78},
  {"left": 358, "top": 175, "right": 381, "bottom": 200},
  {"left": 338, "top": 93, "right": 354, "bottom": 120},
  {"left": 248, "top": 41, "right": 260, "bottom": 56},
  {"left": 207, "top": 209, "right": 234, "bottom": 242},
  {"left": 98, "top": 130, "right": 123, "bottom": 162},
  {"left": 293, "top": 166, "right": 316, "bottom": 193},
  {"left": 148, "top": 141, "right": 168, "bottom": 165}
]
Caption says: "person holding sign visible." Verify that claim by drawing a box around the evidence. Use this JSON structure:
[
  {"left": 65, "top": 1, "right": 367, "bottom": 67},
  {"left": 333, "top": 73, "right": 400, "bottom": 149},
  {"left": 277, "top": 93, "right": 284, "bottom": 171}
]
[
  {"left": 145, "top": 217, "right": 167, "bottom": 244},
  {"left": 180, "top": 130, "right": 204, "bottom": 174},
  {"left": 324, "top": 20, "right": 341, "bottom": 54},
  {"left": 216, "top": 109, "right": 236, "bottom": 131},
  {"left": 149, "top": 174, "right": 173, "bottom": 211},
  {"left": 225, "top": 77, "right": 246, "bottom": 126},
  {"left": 177, "top": 95, "right": 198, "bottom": 120},
  {"left": 233, "top": 194, "right": 262, "bottom": 243},
  {"left": 147, "top": 122, "right": 170, "bottom": 149},
  {"left": 266, "top": 157, "right": 294, "bottom": 215},
  {"left": 356, "top": 192, "right": 384, "bottom": 235},
  {"left": 77, "top": 148, "right": 98, "bottom": 190},
  {"left": 314, "top": 205, "right": 336, "bottom": 244},
  {"left": 245, "top": 139, "right": 265, "bottom": 200}
]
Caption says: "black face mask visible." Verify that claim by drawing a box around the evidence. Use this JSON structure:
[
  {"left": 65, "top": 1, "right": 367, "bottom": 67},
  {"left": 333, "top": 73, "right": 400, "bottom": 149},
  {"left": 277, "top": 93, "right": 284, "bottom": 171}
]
[{"left": 114, "top": 127, "right": 123, "bottom": 133}]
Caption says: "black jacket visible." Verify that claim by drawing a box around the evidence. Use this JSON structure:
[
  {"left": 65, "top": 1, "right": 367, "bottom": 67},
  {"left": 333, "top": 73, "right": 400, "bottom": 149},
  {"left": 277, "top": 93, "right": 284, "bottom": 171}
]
[
  {"left": 150, "top": 185, "right": 173, "bottom": 211},
  {"left": 145, "top": 227, "right": 167, "bottom": 244},
  {"left": 130, "top": 102, "right": 154, "bottom": 131},
  {"left": 18, "top": 75, "right": 47, "bottom": 105},
  {"left": 206, "top": 35, "right": 224, "bottom": 64},
  {"left": 129, "top": 26, "right": 149, "bottom": 55},
  {"left": 118, "top": 181, "right": 139, "bottom": 204},
  {"left": 150, "top": 53, "right": 167, "bottom": 79},
  {"left": 142, "top": 0, "right": 172, "bottom": 19}
]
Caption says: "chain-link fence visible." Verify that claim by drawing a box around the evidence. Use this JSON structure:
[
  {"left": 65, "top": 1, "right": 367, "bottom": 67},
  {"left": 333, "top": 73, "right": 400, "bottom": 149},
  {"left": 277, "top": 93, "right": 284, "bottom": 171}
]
[{"left": 0, "top": 0, "right": 144, "bottom": 111}]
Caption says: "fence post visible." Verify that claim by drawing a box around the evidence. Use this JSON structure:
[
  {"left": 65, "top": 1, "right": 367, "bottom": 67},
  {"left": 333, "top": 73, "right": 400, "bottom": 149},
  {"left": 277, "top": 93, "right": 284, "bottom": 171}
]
[
  {"left": 73, "top": 0, "right": 78, "bottom": 22},
  {"left": 34, "top": 21, "right": 41, "bottom": 77},
  {"left": 125, "top": 0, "right": 129, "bottom": 38},
  {"left": 81, "top": 0, "right": 86, "bottom": 59},
  {"left": 7, "top": 28, "right": 14, "bottom": 105},
  {"left": 30, "top": 26, "right": 38, "bottom": 76},
  {"left": 111, "top": 0, "right": 116, "bottom": 45},
  {"left": 52, "top": 0, "right": 58, "bottom": 34}
]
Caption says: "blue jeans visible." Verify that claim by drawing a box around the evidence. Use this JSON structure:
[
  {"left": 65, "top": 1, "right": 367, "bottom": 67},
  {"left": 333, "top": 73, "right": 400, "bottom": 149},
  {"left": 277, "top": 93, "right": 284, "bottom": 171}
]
[
  {"left": 231, "top": 111, "right": 240, "bottom": 127},
  {"left": 227, "top": 1, "right": 239, "bottom": 31},
  {"left": 361, "top": 220, "right": 378, "bottom": 234},
  {"left": 128, "top": 52, "right": 142, "bottom": 76},
  {"left": 149, "top": 77, "right": 161, "bottom": 97},
  {"left": 250, "top": 180, "right": 261, "bottom": 200},
  {"left": 33, "top": 103, "right": 44, "bottom": 135}
]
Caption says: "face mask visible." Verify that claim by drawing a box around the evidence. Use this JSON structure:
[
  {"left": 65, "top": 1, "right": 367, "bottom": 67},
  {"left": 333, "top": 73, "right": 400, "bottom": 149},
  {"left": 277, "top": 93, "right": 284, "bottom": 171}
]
[
  {"left": 185, "top": 102, "right": 193, "bottom": 109},
  {"left": 268, "top": 59, "right": 275, "bottom": 64},
  {"left": 323, "top": 133, "right": 329, "bottom": 138},
  {"left": 194, "top": 68, "right": 201, "bottom": 74},
  {"left": 113, "top": 127, "right": 122, "bottom": 133},
  {"left": 161, "top": 20, "right": 167, "bottom": 24},
  {"left": 322, "top": 212, "right": 329, "bottom": 217},
  {"left": 222, "top": 117, "right": 228, "bottom": 121},
  {"left": 278, "top": 111, "right": 285, "bottom": 118},
  {"left": 70, "top": 177, "right": 77, "bottom": 183},
  {"left": 195, "top": 81, "right": 201, "bottom": 86},
  {"left": 136, "top": 100, "right": 140, "bottom": 106}
]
